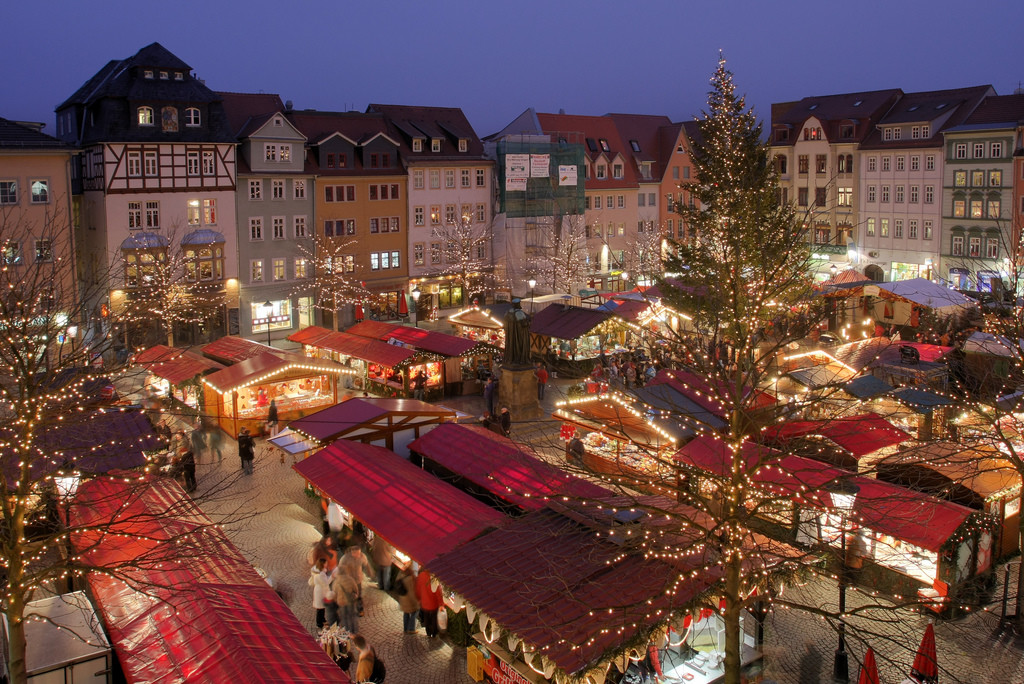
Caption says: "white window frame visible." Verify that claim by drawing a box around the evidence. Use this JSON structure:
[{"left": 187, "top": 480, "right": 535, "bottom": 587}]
[
  {"left": 294, "top": 179, "right": 306, "bottom": 199},
  {"left": 273, "top": 257, "right": 286, "bottom": 282},
  {"left": 250, "top": 217, "right": 264, "bottom": 241},
  {"left": 272, "top": 216, "right": 285, "bottom": 239},
  {"left": 294, "top": 215, "right": 307, "bottom": 238},
  {"left": 29, "top": 179, "right": 49, "bottom": 204},
  {"left": 272, "top": 179, "right": 285, "bottom": 200},
  {"left": 185, "top": 107, "right": 201, "bottom": 127},
  {"left": 249, "top": 179, "right": 262, "bottom": 200},
  {"left": 127, "top": 151, "right": 141, "bottom": 177},
  {"left": 202, "top": 151, "right": 215, "bottom": 175},
  {"left": 250, "top": 259, "right": 264, "bottom": 282}
]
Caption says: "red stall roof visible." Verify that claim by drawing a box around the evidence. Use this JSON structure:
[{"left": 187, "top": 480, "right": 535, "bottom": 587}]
[
  {"left": 676, "top": 435, "right": 973, "bottom": 552},
  {"left": 345, "top": 320, "right": 396, "bottom": 340},
  {"left": 135, "top": 345, "right": 224, "bottom": 385},
  {"left": 288, "top": 325, "right": 334, "bottom": 347},
  {"left": 345, "top": 320, "right": 479, "bottom": 357},
  {"left": 763, "top": 413, "right": 913, "bottom": 457},
  {"left": 287, "top": 397, "right": 456, "bottom": 443},
  {"left": 71, "top": 477, "right": 347, "bottom": 684},
  {"left": 409, "top": 423, "right": 610, "bottom": 510},
  {"left": 647, "top": 368, "right": 776, "bottom": 417},
  {"left": 201, "top": 336, "right": 278, "bottom": 364},
  {"left": 202, "top": 352, "right": 353, "bottom": 393},
  {"left": 530, "top": 303, "right": 613, "bottom": 340},
  {"left": 294, "top": 440, "right": 506, "bottom": 564},
  {"left": 322, "top": 331, "right": 417, "bottom": 367}
]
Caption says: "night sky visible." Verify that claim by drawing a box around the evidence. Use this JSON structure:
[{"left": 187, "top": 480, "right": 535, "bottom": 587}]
[{"left": 4, "top": 0, "right": 1023, "bottom": 137}]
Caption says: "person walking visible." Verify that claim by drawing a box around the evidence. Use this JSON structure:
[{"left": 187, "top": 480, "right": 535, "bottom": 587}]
[
  {"left": 330, "top": 566, "right": 360, "bottom": 633},
  {"left": 415, "top": 568, "right": 444, "bottom": 638},
  {"left": 534, "top": 362, "right": 549, "bottom": 401},
  {"left": 350, "top": 634, "right": 378, "bottom": 683},
  {"left": 483, "top": 376, "right": 496, "bottom": 416},
  {"left": 266, "top": 399, "right": 279, "bottom": 437},
  {"left": 499, "top": 406, "right": 511, "bottom": 438},
  {"left": 179, "top": 446, "right": 197, "bottom": 493},
  {"left": 204, "top": 424, "right": 224, "bottom": 461},
  {"left": 189, "top": 427, "right": 206, "bottom": 462},
  {"left": 412, "top": 370, "right": 427, "bottom": 400},
  {"left": 395, "top": 564, "right": 420, "bottom": 634},
  {"left": 237, "top": 427, "right": 255, "bottom": 475},
  {"left": 309, "top": 557, "right": 332, "bottom": 631},
  {"left": 339, "top": 545, "right": 372, "bottom": 616},
  {"left": 371, "top": 536, "right": 394, "bottom": 592}
]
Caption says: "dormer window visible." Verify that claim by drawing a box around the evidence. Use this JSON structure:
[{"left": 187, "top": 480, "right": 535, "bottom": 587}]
[
  {"left": 803, "top": 127, "right": 823, "bottom": 141},
  {"left": 586, "top": 138, "right": 598, "bottom": 152},
  {"left": 159, "top": 71, "right": 169, "bottom": 80},
  {"left": 613, "top": 163, "right": 623, "bottom": 179},
  {"left": 808, "top": 104, "right": 818, "bottom": 110},
  {"left": 138, "top": 106, "right": 154, "bottom": 126},
  {"left": 174, "top": 72, "right": 183, "bottom": 81},
  {"left": 599, "top": 139, "right": 610, "bottom": 152},
  {"left": 458, "top": 139, "right": 468, "bottom": 152},
  {"left": 184, "top": 107, "right": 201, "bottom": 127},
  {"left": 431, "top": 139, "right": 441, "bottom": 153},
  {"left": 412, "top": 139, "right": 423, "bottom": 152},
  {"left": 630, "top": 140, "right": 641, "bottom": 153},
  {"left": 839, "top": 124, "right": 854, "bottom": 138},
  {"left": 775, "top": 129, "right": 790, "bottom": 142},
  {"left": 143, "top": 70, "right": 154, "bottom": 79},
  {"left": 852, "top": 101, "right": 862, "bottom": 107}
]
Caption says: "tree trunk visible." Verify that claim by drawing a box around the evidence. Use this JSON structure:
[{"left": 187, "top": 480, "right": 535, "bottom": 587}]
[
  {"left": 5, "top": 502, "right": 29, "bottom": 684},
  {"left": 1015, "top": 505, "right": 1024, "bottom": 630},
  {"left": 723, "top": 556, "right": 743, "bottom": 684}
]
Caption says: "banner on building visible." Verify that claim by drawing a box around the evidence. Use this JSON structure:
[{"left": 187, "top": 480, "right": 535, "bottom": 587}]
[
  {"left": 505, "top": 154, "right": 529, "bottom": 180},
  {"left": 558, "top": 165, "right": 578, "bottom": 186},
  {"left": 505, "top": 176, "right": 528, "bottom": 192},
  {"left": 530, "top": 154, "right": 550, "bottom": 177}
]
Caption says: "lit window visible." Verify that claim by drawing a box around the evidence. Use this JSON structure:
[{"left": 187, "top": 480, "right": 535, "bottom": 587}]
[
  {"left": 273, "top": 258, "right": 286, "bottom": 281},
  {"left": 413, "top": 139, "right": 423, "bottom": 152},
  {"left": 294, "top": 258, "right": 308, "bottom": 279},
  {"left": 431, "top": 139, "right": 441, "bottom": 152},
  {"left": 30, "top": 180, "right": 49, "bottom": 204},
  {"left": 138, "top": 107, "right": 154, "bottom": 126},
  {"left": 249, "top": 180, "right": 262, "bottom": 200},
  {"left": 294, "top": 180, "right": 306, "bottom": 199},
  {"left": 251, "top": 260, "right": 264, "bottom": 282}
]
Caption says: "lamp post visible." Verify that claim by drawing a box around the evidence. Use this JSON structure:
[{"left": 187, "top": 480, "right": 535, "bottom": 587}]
[
  {"left": 827, "top": 479, "right": 860, "bottom": 683},
  {"left": 528, "top": 278, "right": 536, "bottom": 314},
  {"left": 830, "top": 263, "right": 838, "bottom": 279},
  {"left": 260, "top": 301, "right": 273, "bottom": 347},
  {"left": 411, "top": 287, "right": 422, "bottom": 328}
]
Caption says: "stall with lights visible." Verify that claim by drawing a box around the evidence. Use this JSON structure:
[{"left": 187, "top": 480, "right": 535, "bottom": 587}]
[
  {"left": 133, "top": 344, "right": 224, "bottom": 411},
  {"left": 288, "top": 325, "right": 416, "bottom": 392},
  {"left": 447, "top": 304, "right": 508, "bottom": 349},
  {"left": 200, "top": 343, "right": 354, "bottom": 437}
]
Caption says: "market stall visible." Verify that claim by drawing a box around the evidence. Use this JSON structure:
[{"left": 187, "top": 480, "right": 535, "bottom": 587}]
[
  {"left": 133, "top": 344, "right": 224, "bottom": 411},
  {"left": 447, "top": 304, "right": 507, "bottom": 349},
  {"left": 70, "top": 476, "right": 348, "bottom": 683},
  {"left": 409, "top": 423, "right": 609, "bottom": 513},
  {"left": 200, "top": 349, "right": 354, "bottom": 438},
  {"left": 530, "top": 303, "right": 615, "bottom": 371},
  {"left": 288, "top": 325, "right": 416, "bottom": 392},
  {"left": 762, "top": 413, "right": 914, "bottom": 473}
]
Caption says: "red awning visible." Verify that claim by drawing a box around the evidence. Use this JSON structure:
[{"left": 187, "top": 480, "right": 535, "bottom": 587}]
[
  {"left": 763, "top": 413, "right": 913, "bottom": 457},
  {"left": 133, "top": 344, "right": 181, "bottom": 364},
  {"left": 345, "top": 319, "right": 478, "bottom": 357},
  {"left": 530, "top": 303, "right": 614, "bottom": 340},
  {"left": 135, "top": 345, "right": 224, "bottom": 385},
  {"left": 70, "top": 477, "right": 347, "bottom": 684},
  {"left": 294, "top": 440, "right": 506, "bottom": 564},
  {"left": 201, "top": 336, "right": 277, "bottom": 364},
  {"left": 287, "top": 325, "right": 335, "bottom": 346},
  {"left": 409, "top": 424, "right": 609, "bottom": 510},
  {"left": 647, "top": 368, "right": 776, "bottom": 418},
  {"left": 345, "top": 320, "right": 397, "bottom": 340},
  {"left": 676, "top": 435, "right": 973, "bottom": 552},
  {"left": 316, "top": 331, "right": 415, "bottom": 367},
  {"left": 202, "top": 352, "right": 351, "bottom": 393}
]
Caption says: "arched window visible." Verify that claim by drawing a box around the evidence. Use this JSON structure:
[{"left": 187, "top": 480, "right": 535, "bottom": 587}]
[
  {"left": 138, "top": 106, "right": 154, "bottom": 126},
  {"left": 184, "top": 107, "right": 201, "bottom": 127}
]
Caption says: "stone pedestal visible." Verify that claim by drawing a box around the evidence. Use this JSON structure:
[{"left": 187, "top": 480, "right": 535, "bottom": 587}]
[{"left": 497, "top": 366, "right": 540, "bottom": 421}]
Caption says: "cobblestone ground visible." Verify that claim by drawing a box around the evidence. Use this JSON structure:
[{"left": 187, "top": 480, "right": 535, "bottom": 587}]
[{"left": 154, "top": 373, "right": 1024, "bottom": 684}]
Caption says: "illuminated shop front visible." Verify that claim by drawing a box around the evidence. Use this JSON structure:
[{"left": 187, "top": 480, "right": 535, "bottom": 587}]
[
  {"left": 133, "top": 344, "right": 224, "bottom": 411},
  {"left": 448, "top": 305, "right": 506, "bottom": 349}
]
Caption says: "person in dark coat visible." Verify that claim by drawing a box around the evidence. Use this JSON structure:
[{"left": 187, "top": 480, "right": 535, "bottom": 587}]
[
  {"left": 179, "top": 447, "right": 197, "bottom": 492},
  {"left": 483, "top": 376, "right": 496, "bottom": 416},
  {"left": 266, "top": 399, "right": 279, "bottom": 437},
  {"left": 412, "top": 370, "right": 427, "bottom": 400},
  {"left": 499, "top": 407, "right": 511, "bottom": 438},
  {"left": 237, "top": 427, "right": 255, "bottom": 475},
  {"left": 566, "top": 430, "right": 586, "bottom": 465}
]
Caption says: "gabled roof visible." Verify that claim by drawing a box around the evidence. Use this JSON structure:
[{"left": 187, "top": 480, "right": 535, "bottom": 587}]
[
  {"left": 771, "top": 89, "right": 902, "bottom": 145},
  {"left": 859, "top": 85, "right": 993, "bottom": 149},
  {"left": 529, "top": 303, "right": 613, "bottom": 339},
  {"left": 763, "top": 413, "right": 913, "bottom": 457},
  {"left": 950, "top": 93, "right": 1024, "bottom": 129},
  {"left": 606, "top": 113, "right": 673, "bottom": 180},
  {"left": 0, "top": 118, "right": 73, "bottom": 150},
  {"left": 216, "top": 92, "right": 286, "bottom": 137},
  {"left": 367, "top": 104, "right": 487, "bottom": 160},
  {"left": 536, "top": 112, "right": 640, "bottom": 188}
]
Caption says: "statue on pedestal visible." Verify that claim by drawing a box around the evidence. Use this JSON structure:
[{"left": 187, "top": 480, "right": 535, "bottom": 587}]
[{"left": 503, "top": 298, "right": 532, "bottom": 369}]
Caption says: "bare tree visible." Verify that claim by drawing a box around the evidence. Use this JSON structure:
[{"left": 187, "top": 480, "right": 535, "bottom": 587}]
[
  {"left": 288, "top": 233, "right": 369, "bottom": 331},
  {"left": 623, "top": 220, "right": 665, "bottom": 284},
  {"left": 432, "top": 214, "right": 494, "bottom": 301},
  {"left": 527, "top": 213, "right": 589, "bottom": 294}
]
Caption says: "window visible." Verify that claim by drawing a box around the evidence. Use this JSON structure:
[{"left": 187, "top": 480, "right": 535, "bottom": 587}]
[
  {"left": 370, "top": 253, "right": 380, "bottom": 271},
  {"left": 896, "top": 156, "right": 905, "bottom": 171},
  {"left": 430, "top": 242, "right": 441, "bottom": 264},
  {"left": 987, "top": 238, "right": 999, "bottom": 259},
  {"left": 250, "top": 217, "right": 263, "bottom": 240},
  {"left": 638, "top": 194, "right": 645, "bottom": 207},
  {"left": 910, "top": 186, "right": 919, "bottom": 203},
  {"left": 924, "top": 186, "right": 934, "bottom": 204},
  {"left": 476, "top": 169, "right": 486, "bottom": 187},
  {"left": 954, "top": 171, "right": 967, "bottom": 187},
  {"left": 881, "top": 186, "right": 890, "bottom": 203},
  {"left": 144, "top": 152, "right": 158, "bottom": 176},
  {"left": 272, "top": 258, "right": 286, "bottom": 282},
  {"left": 597, "top": 165, "right": 606, "bottom": 179},
  {"left": 867, "top": 186, "right": 876, "bottom": 203},
  {"left": 29, "top": 180, "right": 48, "bottom": 204},
  {"left": 673, "top": 166, "right": 681, "bottom": 179},
  {"left": 128, "top": 201, "right": 142, "bottom": 229},
  {"left": 145, "top": 201, "right": 160, "bottom": 228},
  {"left": 461, "top": 169, "right": 471, "bottom": 188},
  {"left": 613, "top": 163, "right": 623, "bottom": 179},
  {"left": 585, "top": 196, "right": 591, "bottom": 210},
  {"left": 866, "top": 218, "right": 875, "bottom": 237},
  {"left": 838, "top": 187, "right": 852, "bottom": 206},
  {"left": 895, "top": 185, "right": 905, "bottom": 203},
  {"left": 343, "top": 219, "right": 355, "bottom": 235},
  {"left": 969, "top": 236, "right": 981, "bottom": 257},
  {"left": 265, "top": 144, "right": 277, "bottom": 162},
  {"left": 369, "top": 218, "right": 379, "bottom": 234},
  {"left": 461, "top": 204, "right": 472, "bottom": 222},
  {"left": 920, "top": 125, "right": 930, "bottom": 138},
  {"left": 683, "top": 167, "right": 691, "bottom": 179},
  {"left": 926, "top": 155, "right": 935, "bottom": 171},
  {"left": 617, "top": 195, "right": 624, "bottom": 209},
  {"left": 798, "top": 155, "right": 809, "bottom": 174},
  {"left": 911, "top": 126, "right": 920, "bottom": 139},
  {"left": 924, "top": 220, "right": 933, "bottom": 239},
  {"left": 445, "top": 205, "right": 456, "bottom": 224},
  {"left": 429, "top": 170, "right": 440, "bottom": 189},
  {"left": 606, "top": 195, "right": 613, "bottom": 209},
  {"left": 186, "top": 152, "right": 200, "bottom": 176},
  {"left": 988, "top": 199, "right": 1001, "bottom": 218},
  {"left": 342, "top": 255, "right": 354, "bottom": 273},
  {"left": 991, "top": 142, "right": 1004, "bottom": 158},
  {"left": 413, "top": 243, "right": 424, "bottom": 266},
  {"left": 430, "top": 206, "right": 441, "bottom": 225},
  {"left": 413, "top": 139, "right": 423, "bottom": 152},
  {"left": 954, "top": 143, "right": 967, "bottom": 159},
  {"left": 952, "top": 236, "right": 964, "bottom": 256},
  {"left": 840, "top": 124, "right": 854, "bottom": 138},
  {"left": 294, "top": 258, "right": 308, "bottom": 279},
  {"left": 458, "top": 139, "right": 468, "bottom": 153},
  {"left": 138, "top": 107, "right": 154, "bottom": 126},
  {"left": 868, "top": 157, "right": 877, "bottom": 172},
  {"left": 972, "top": 170, "right": 985, "bottom": 187},
  {"left": 127, "top": 151, "right": 141, "bottom": 177},
  {"left": 911, "top": 156, "right": 920, "bottom": 171},
  {"left": 894, "top": 219, "right": 904, "bottom": 238},
  {"left": 814, "top": 227, "right": 830, "bottom": 244},
  {"left": 202, "top": 151, "right": 215, "bottom": 175},
  {"left": 798, "top": 187, "right": 809, "bottom": 206},
  {"left": 973, "top": 142, "right": 985, "bottom": 158},
  {"left": 2, "top": 241, "right": 20, "bottom": 265},
  {"left": 391, "top": 251, "right": 400, "bottom": 268},
  {"left": 837, "top": 154, "right": 853, "bottom": 174},
  {"left": 0, "top": 180, "right": 17, "bottom": 205},
  {"left": 294, "top": 179, "right": 306, "bottom": 199},
  {"left": 815, "top": 155, "right": 827, "bottom": 174},
  {"left": 909, "top": 220, "right": 918, "bottom": 239},
  {"left": 594, "top": 196, "right": 602, "bottom": 209},
  {"left": 883, "top": 128, "right": 893, "bottom": 141},
  {"left": 185, "top": 108, "right": 200, "bottom": 127},
  {"left": 272, "top": 216, "right": 285, "bottom": 239},
  {"left": 270, "top": 179, "right": 283, "bottom": 200},
  {"left": 251, "top": 259, "right": 264, "bottom": 282},
  {"left": 34, "top": 239, "right": 52, "bottom": 263},
  {"left": 881, "top": 157, "right": 891, "bottom": 172},
  {"left": 880, "top": 219, "right": 889, "bottom": 237},
  {"left": 187, "top": 199, "right": 201, "bottom": 225},
  {"left": 815, "top": 187, "right": 827, "bottom": 207},
  {"left": 445, "top": 170, "right": 455, "bottom": 188},
  {"left": 415, "top": 207, "right": 425, "bottom": 226},
  {"left": 324, "top": 221, "right": 334, "bottom": 237},
  {"left": 414, "top": 169, "right": 424, "bottom": 189},
  {"left": 431, "top": 139, "right": 441, "bottom": 153},
  {"left": 990, "top": 170, "right": 1002, "bottom": 187},
  {"left": 970, "top": 198, "right": 983, "bottom": 218},
  {"left": 294, "top": 215, "right": 307, "bottom": 238},
  {"left": 325, "top": 185, "right": 355, "bottom": 202},
  {"left": 249, "top": 179, "right": 262, "bottom": 200},
  {"left": 476, "top": 204, "right": 486, "bottom": 222},
  {"left": 953, "top": 198, "right": 966, "bottom": 217}
]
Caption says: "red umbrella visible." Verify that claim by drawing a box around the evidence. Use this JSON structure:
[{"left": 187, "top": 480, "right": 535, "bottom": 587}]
[
  {"left": 354, "top": 302, "right": 364, "bottom": 322},
  {"left": 858, "top": 647, "right": 880, "bottom": 684},
  {"left": 398, "top": 289, "right": 409, "bottom": 316},
  {"left": 910, "top": 623, "right": 938, "bottom": 683}
]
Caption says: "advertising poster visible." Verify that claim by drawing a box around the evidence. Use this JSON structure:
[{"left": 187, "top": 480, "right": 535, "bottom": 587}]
[
  {"left": 558, "top": 165, "right": 578, "bottom": 186},
  {"left": 530, "top": 154, "right": 550, "bottom": 177},
  {"left": 506, "top": 154, "right": 529, "bottom": 179},
  {"left": 506, "top": 177, "right": 528, "bottom": 192}
]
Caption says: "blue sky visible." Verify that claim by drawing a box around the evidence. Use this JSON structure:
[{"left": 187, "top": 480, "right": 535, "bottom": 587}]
[{"left": 3, "top": 0, "right": 1022, "bottom": 137}]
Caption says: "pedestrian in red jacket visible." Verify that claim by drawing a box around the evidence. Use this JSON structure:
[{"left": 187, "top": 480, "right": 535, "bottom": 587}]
[{"left": 415, "top": 569, "right": 444, "bottom": 637}]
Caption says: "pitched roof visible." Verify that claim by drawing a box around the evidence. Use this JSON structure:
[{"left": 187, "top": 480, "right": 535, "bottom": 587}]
[
  {"left": 529, "top": 302, "right": 613, "bottom": 339},
  {"left": 606, "top": 113, "right": 673, "bottom": 180},
  {"left": 216, "top": 92, "right": 286, "bottom": 137},
  {"left": 367, "top": 104, "right": 487, "bottom": 160},
  {"left": 771, "top": 89, "right": 902, "bottom": 144},
  {"left": 960, "top": 93, "right": 1024, "bottom": 127},
  {"left": 536, "top": 112, "right": 640, "bottom": 188},
  {"left": 859, "top": 85, "right": 993, "bottom": 149},
  {"left": 0, "top": 118, "right": 73, "bottom": 149}
]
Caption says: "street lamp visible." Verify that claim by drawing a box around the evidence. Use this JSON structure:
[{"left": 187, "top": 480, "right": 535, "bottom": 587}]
[
  {"left": 827, "top": 478, "right": 860, "bottom": 683},
  {"left": 260, "top": 301, "right": 273, "bottom": 347},
  {"left": 830, "top": 263, "right": 838, "bottom": 279},
  {"left": 528, "top": 278, "right": 536, "bottom": 313},
  {"left": 411, "top": 287, "right": 422, "bottom": 328}
]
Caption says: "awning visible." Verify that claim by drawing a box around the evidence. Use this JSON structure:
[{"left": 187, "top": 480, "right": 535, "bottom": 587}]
[
  {"left": 201, "top": 336, "right": 278, "bottom": 364},
  {"left": 345, "top": 319, "right": 482, "bottom": 357},
  {"left": 71, "top": 477, "right": 347, "bottom": 683},
  {"left": 267, "top": 428, "right": 317, "bottom": 456},
  {"left": 315, "top": 330, "right": 415, "bottom": 367},
  {"left": 763, "top": 413, "right": 913, "bottom": 457},
  {"left": 785, "top": 363, "right": 857, "bottom": 389},
  {"left": 447, "top": 306, "right": 504, "bottom": 330},
  {"left": 287, "top": 325, "right": 335, "bottom": 347},
  {"left": 202, "top": 352, "right": 353, "bottom": 394},
  {"left": 889, "top": 387, "right": 953, "bottom": 414},
  {"left": 409, "top": 423, "right": 609, "bottom": 511},
  {"left": 882, "top": 442, "right": 1021, "bottom": 501},
  {"left": 287, "top": 397, "right": 456, "bottom": 444},
  {"left": 842, "top": 375, "right": 894, "bottom": 399},
  {"left": 530, "top": 303, "right": 613, "bottom": 339},
  {"left": 134, "top": 344, "right": 224, "bottom": 385},
  {"left": 554, "top": 392, "right": 696, "bottom": 446},
  {"left": 294, "top": 440, "right": 506, "bottom": 565}
]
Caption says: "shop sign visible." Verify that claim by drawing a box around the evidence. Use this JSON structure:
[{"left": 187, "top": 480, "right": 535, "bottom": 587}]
[
  {"left": 481, "top": 649, "right": 534, "bottom": 684},
  {"left": 252, "top": 314, "right": 291, "bottom": 325}
]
